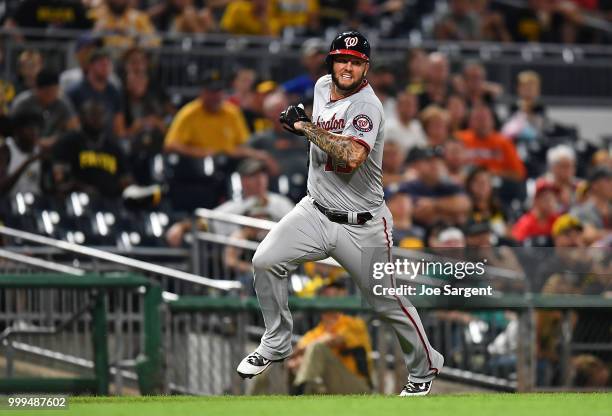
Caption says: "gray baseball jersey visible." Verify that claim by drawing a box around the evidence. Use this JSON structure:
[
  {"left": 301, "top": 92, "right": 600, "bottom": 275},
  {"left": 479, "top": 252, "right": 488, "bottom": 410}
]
[{"left": 308, "top": 75, "right": 385, "bottom": 214}]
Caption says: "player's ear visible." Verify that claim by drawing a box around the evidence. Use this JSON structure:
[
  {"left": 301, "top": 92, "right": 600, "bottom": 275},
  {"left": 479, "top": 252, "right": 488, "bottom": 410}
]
[{"left": 364, "top": 62, "right": 370, "bottom": 77}]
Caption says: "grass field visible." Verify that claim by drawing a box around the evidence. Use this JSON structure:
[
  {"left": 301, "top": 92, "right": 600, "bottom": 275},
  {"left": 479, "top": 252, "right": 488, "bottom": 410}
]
[{"left": 4, "top": 393, "right": 611, "bottom": 416}]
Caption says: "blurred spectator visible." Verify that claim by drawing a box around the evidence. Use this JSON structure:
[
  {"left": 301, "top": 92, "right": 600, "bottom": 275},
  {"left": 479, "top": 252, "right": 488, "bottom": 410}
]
[
  {"left": 121, "top": 46, "right": 150, "bottom": 78},
  {"left": 551, "top": 214, "right": 585, "bottom": 248},
  {"left": 164, "top": 70, "right": 274, "bottom": 169},
  {"left": 14, "top": 49, "right": 43, "bottom": 94},
  {"left": 570, "top": 167, "right": 612, "bottom": 244},
  {"left": 121, "top": 69, "right": 169, "bottom": 184},
  {"left": 282, "top": 38, "right": 327, "bottom": 103},
  {"left": 270, "top": 0, "right": 319, "bottom": 36},
  {"left": 367, "top": 63, "right": 396, "bottom": 118},
  {"left": 503, "top": 71, "right": 547, "bottom": 142},
  {"left": 456, "top": 105, "right": 526, "bottom": 181},
  {"left": 242, "top": 80, "right": 278, "bottom": 134},
  {"left": 506, "top": 0, "right": 574, "bottom": 43},
  {"left": 420, "top": 105, "right": 450, "bottom": 147},
  {"left": 464, "top": 219, "right": 525, "bottom": 288},
  {"left": 3, "top": 0, "right": 92, "bottom": 41},
  {"left": 381, "top": 139, "right": 407, "bottom": 188},
  {"left": 165, "top": 158, "right": 294, "bottom": 246},
  {"left": 403, "top": 48, "right": 428, "bottom": 96},
  {"left": 541, "top": 145, "right": 578, "bottom": 211},
  {"left": 572, "top": 354, "right": 610, "bottom": 387},
  {"left": 475, "top": 0, "right": 512, "bottom": 42},
  {"left": 433, "top": 0, "right": 481, "bottom": 41},
  {"left": 148, "top": 0, "right": 215, "bottom": 34},
  {"left": 52, "top": 99, "right": 132, "bottom": 198},
  {"left": 385, "top": 90, "right": 426, "bottom": 154},
  {"left": 417, "top": 52, "right": 450, "bottom": 110},
  {"left": 387, "top": 191, "right": 425, "bottom": 248},
  {"left": 511, "top": 180, "right": 559, "bottom": 243},
  {"left": 0, "top": 52, "right": 16, "bottom": 114},
  {"left": 11, "top": 68, "right": 80, "bottom": 142},
  {"left": 249, "top": 91, "right": 309, "bottom": 202},
  {"left": 67, "top": 48, "right": 125, "bottom": 138},
  {"left": 428, "top": 224, "right": 466, "bottom": 248},
  {"left": 221, "top": 0, "right": 279, "bottom": 35},
  {"left": 442, "top": 138, "right": 468, "bottom": 185},
  {"left": 389, "top": 146, "right": 470, "bottom": 227},
  {"left": 447, "top": 94, "right": 468, "bottom": 133},
  {"left": 316, "top": 0, "right": 355, "bottom": 31},
  {"left": 60, "top": 34, "right": 121, "bottom": 93},
  {"left": 454, "top": 61, "right": 501, "bottom": 122},
  {"left": 227, "top": 67, "right": 256, "bottom": 108},
  {"left": 0, "top": 111, "right": 46, "bottom": 197},
  {"left": 286, "top": 280, "right": 372, "bottom": 395},
  {"left": 465, "top": 166, "right": 508, "bottom": 238},
  {"left": 535, "top": 214, "right": 587, "bottom": 290},
  {"left": 122, "top": 66, "right": 167, "bottom": 139},
  {"left": 91, "top": 0, "right": 160, "bottom": 49}
]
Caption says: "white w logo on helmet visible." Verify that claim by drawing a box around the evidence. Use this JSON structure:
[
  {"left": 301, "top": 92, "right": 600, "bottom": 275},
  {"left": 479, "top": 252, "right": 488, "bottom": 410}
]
[{"left": 344, "top": 37, "right": 358, "bottom": 48}]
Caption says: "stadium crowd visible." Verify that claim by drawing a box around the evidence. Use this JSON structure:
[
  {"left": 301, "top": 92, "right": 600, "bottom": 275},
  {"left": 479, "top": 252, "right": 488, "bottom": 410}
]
[
  {"left": 0, "top": 0, "right": 610, "bottom": 390},
  {"left": 3, "top": 0, "right": 612, "bottom": 43}
]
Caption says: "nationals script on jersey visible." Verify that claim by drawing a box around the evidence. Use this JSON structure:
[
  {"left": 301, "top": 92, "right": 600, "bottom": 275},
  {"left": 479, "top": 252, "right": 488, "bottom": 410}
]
[{"left": 308, "top": 74, "right": 385, "bottom": 214}]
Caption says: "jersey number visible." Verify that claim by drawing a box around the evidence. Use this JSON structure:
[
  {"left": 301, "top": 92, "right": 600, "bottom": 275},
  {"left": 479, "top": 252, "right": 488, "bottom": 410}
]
[{"left": 324, "top": 156, "right": 354, "bottom": 174}]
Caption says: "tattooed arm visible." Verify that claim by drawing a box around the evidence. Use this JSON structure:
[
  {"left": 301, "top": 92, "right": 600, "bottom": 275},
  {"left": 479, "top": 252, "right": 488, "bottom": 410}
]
[{"left": 295, "top": 121, "right": 368, "bottom": 170}]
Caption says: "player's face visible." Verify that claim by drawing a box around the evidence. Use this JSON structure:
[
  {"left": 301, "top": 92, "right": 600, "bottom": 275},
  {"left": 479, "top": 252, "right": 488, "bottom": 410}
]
[{"left": 331, "top": 55, "right": 369, "bottom": 93}]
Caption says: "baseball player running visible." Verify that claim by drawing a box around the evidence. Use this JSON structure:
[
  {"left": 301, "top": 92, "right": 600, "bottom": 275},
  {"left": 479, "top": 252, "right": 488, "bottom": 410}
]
[{"left": 237, "top": 31, "right": 444, "bottom": 396}]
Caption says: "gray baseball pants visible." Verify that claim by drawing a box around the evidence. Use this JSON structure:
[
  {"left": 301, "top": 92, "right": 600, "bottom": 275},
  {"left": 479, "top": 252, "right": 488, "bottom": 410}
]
[{"left": 252, "top": 196, "right": 444, "bottom": 382}]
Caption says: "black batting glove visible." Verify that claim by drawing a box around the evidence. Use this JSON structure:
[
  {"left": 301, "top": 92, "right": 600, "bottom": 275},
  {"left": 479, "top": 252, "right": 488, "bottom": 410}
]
[{"left": 279, "top": 103, "right": 310, "bottom": 136}]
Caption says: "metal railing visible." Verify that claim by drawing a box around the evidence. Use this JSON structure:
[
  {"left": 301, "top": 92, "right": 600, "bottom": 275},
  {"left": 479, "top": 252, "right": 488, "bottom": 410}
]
[
  {"left": 0, "top": 225, "right": 242, "bottom": 293},
  {"left": 0, "top": 273, "right": 163, "bottom": 395}
]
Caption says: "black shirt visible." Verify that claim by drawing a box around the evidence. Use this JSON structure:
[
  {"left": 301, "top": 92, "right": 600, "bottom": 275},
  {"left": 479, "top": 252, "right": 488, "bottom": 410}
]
[
  {"left": 11, "top": 0, "right": 92, "bottom": 30},
  {"left": 53, "top": 131, "right": 128, "bottom": 197}
]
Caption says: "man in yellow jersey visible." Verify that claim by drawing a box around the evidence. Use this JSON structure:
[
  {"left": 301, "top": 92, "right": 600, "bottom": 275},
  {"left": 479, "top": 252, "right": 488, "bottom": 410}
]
[
  {"left": 287, "top": 280, "right": 373, "bottom": 394},
  {"left": 164, "top": 70, "right": 275, "bottom": 168}
]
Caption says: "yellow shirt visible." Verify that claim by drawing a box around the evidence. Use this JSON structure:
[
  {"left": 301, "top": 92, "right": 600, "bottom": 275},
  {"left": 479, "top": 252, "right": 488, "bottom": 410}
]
[
  {"left": 165, "top": 99, "right": 250, "bottom": 154},
  {"left": 298, "top": 314, "right": 373, "bottom": 379},
  {"left": 270, "top": 0, "right": 319, "bottom": 31},
  {"left": 91, "top": 6, "right": 160, "bottom": 48},
  {"left": 220, "top": 1, "right": 280, "bottom": 35}
]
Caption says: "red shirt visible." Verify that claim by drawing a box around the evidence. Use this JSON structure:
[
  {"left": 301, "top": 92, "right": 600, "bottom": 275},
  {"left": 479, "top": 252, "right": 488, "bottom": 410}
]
[{"left": 511, "top": 212, "right": 560, "bottom": 242}]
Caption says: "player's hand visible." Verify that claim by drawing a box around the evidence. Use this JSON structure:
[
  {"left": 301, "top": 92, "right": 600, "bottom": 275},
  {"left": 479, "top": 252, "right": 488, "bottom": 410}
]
[{"left": 279, "top": 103, "right": 310, "bottom": 136}]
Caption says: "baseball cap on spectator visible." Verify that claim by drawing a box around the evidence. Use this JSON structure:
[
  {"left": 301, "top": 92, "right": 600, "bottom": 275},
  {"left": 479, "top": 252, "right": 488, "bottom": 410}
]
[
  {"left": 76, "top": 33, "right": 103, "bottom": 51},
  {"left": 437, "top": 226, "right": 465, "bottom": 245},
  {"left": 534, "top": 179, "right": 557, "bottom": 198},
  {"left": 237, "top": 158, "right": 267, "bottom": 176},
  {"left": 587, "top": 166, "right": 612, "bottom": 184},
  {"left": 301, "top": 38, "right": 325, "bottom": 58},
  {"left": 35, "top": 68, "right": 59, "bottom": 88},
  {"left": 406, "top": 146, "right": 443, "bottom": 164},
  {"left": 256, "top": 80, "right": 278, "bottom": 94},
  {"left": 200, "top": 69, "right": 225, "bottom": 91},
  {"left": 551, "top": 214, "right": 583, "bottom": 237}
]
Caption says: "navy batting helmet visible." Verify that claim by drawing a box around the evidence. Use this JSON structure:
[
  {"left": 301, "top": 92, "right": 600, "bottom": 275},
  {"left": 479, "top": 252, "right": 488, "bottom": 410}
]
[{"left": 325, "top": 31, "right": 370, "bottom": 73}]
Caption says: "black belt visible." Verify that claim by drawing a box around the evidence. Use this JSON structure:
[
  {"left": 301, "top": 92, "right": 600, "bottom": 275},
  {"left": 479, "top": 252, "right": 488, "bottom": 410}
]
[{"left": 312, "top": 200, "right": 373, "bottom": 225}]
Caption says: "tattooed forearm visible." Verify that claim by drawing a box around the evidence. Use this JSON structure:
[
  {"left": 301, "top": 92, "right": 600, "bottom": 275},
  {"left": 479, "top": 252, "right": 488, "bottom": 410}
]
[{"left": 300, "top": 122, "right": 367, "bottom": 169}]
